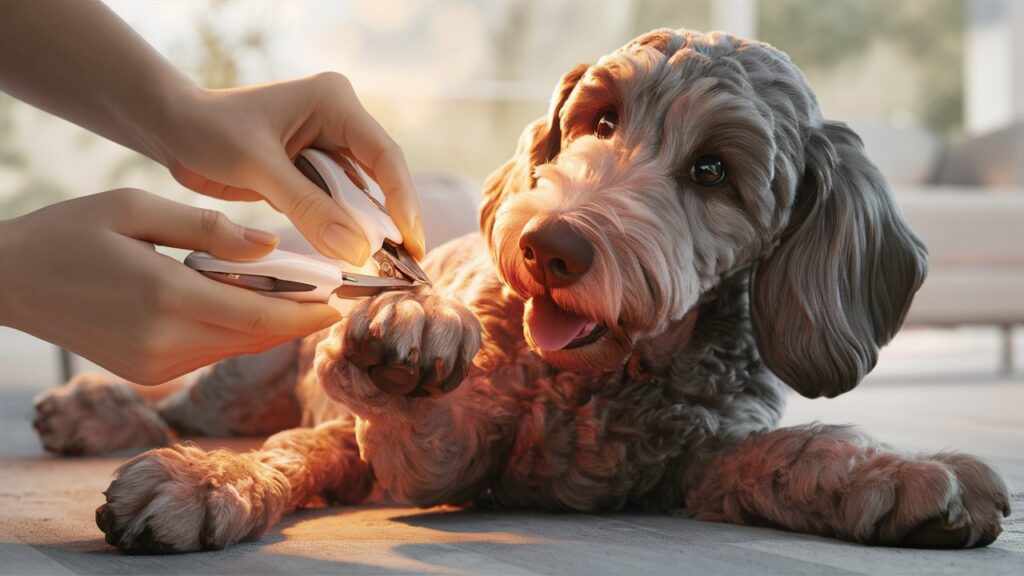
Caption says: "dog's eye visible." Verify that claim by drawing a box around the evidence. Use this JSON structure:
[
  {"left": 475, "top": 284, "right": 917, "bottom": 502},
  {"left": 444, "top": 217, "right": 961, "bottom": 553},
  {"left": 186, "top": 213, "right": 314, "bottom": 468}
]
[
  {"left": 594, "top": 110, "right": 618, "bottom": 139},
  {"left": 689, "top": 155, "right": 726, "bottom": 186}
]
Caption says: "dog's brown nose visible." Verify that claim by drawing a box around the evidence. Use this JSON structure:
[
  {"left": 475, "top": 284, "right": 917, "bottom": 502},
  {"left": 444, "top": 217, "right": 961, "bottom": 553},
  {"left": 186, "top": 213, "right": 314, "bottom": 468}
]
[{"left": 519, "top": 218, "right": 593, "bottom": 288}]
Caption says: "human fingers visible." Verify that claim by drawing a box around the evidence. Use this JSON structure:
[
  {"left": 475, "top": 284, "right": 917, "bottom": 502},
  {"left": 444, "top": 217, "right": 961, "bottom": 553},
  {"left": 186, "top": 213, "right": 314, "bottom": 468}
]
[
  {"left": 169, "top": 166, "right": 265, "bottom": 202},
  {"left": 312, "top": 77, "right": 425, "bottom": 260},
  {"left": 104, "top": 188, "right": 278, "bottom": 261},
  {"left": 169, "top": 265, "right": 341, "bottom": 337},
  {"left": 248, "top": 153, "right": 371, "bottom": 265}
]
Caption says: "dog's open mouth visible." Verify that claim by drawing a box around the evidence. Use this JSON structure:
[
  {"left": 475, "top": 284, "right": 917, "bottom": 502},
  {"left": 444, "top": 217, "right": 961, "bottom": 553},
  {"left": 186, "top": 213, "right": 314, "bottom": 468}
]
[{"left": 525, "top": 294, "right": 608, "bottom": 351}]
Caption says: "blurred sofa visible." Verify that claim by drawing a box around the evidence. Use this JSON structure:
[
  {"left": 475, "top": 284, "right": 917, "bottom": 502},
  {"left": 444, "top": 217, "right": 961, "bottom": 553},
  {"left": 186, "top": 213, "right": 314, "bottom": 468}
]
[
  {"left": 898, "top": 189, "right": 1024, "bottom": 328},
  {"left": 897, "top": 189, "right": 1024, "bottom": 374},
  {"left": 855, "top": 120, "right": 1024, "bottom": 375}
]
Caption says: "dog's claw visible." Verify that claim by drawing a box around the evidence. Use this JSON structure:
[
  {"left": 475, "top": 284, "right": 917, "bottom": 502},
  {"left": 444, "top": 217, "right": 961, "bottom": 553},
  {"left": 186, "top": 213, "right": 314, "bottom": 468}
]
[
  {"left": 902, "top": 518, "right": 975, "bottom": 549},
  {"left": 96, "top": 503, "right": 113, "bottom": 534},
  {"left": 440, "top": 360, "right": 470, "bottom": 394},
  {"left": 62, "top": 438, "right": 85, "bottom": 456}
]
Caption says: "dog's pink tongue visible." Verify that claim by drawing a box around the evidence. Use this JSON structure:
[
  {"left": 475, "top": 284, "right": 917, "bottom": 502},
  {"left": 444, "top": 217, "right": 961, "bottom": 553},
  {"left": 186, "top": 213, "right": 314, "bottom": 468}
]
[{"left": 526, "top": 295, "right": 592, "bottom": 351}]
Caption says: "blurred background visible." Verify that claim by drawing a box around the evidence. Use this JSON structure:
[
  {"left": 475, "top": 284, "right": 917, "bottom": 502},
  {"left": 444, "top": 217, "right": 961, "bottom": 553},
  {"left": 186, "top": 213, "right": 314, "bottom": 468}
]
[
  {"left": 0, "top": 0, "right": 1011, "bottom": 221},
  {"left": 1, "top": 0, "right": 1022, "bottom": 385}
]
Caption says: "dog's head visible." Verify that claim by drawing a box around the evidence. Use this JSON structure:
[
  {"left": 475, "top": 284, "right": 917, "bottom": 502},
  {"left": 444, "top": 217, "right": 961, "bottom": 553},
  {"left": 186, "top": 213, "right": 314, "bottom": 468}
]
[{"left": 481, "top": 29, "right": 927, "bottom": 398}]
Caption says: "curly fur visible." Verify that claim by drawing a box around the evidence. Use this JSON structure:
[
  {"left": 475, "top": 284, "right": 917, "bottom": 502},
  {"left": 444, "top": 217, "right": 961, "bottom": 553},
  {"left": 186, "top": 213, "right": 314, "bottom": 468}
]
[{"left": 34, "top": 29, "right": 1008, "bottom": 553}]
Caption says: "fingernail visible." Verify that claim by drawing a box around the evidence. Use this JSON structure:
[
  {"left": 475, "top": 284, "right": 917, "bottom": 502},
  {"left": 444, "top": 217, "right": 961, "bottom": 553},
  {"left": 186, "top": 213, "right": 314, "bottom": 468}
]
[
  {"left": 322, "top": 223, "right": 369, "bottom": 265},
  {"left": 243, "top": 227, "right": 279, "bottom": 246},
  {"left": 410, "top": 217, "right": 426, "bottom": 260}
]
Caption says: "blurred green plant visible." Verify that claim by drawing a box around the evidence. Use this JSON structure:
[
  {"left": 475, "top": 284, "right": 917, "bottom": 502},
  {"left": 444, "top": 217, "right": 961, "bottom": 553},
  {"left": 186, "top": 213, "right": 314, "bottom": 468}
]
[
  {"left": 0, "top": 92, "right": 70, "bottom": 219},
  {"left": 192, "top": 0, "right": 270, "bottom": 89},
  {"left": 0, "top": 0, "right": 272, "bottom": 219},
  {"left": 2, "top": 177, "right": 68, "bottom": 217},
  {"left": 758, "top": 0, "right": 965, "bottom": 134},
  {"left": 0, "top": 94, "right": 27, "bottom": 169},
  {"left": 630, "top": 0, "right": 711, "bottom": 36}
]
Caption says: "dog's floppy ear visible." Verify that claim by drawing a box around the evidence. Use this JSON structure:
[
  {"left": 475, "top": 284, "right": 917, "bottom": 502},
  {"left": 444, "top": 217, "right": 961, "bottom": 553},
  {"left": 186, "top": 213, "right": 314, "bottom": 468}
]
[
  {"left": 479, "top": 64, "right": 589, "bottom": 240},
  {"left": 750, "top": 121, "right": 928, "bottom": 398}
]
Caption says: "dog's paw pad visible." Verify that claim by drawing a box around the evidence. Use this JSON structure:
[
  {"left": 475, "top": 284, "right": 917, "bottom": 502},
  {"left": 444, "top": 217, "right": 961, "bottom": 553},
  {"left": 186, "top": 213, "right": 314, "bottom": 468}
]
[
  {"left": 901, "top": 518, "right": 973, "bottom": 549},
  {"left": 369, "top": 363, "right": 420, "bottom": 395},
  {"left": 344, "top": 291, "right": 481, "bottom": 397}
]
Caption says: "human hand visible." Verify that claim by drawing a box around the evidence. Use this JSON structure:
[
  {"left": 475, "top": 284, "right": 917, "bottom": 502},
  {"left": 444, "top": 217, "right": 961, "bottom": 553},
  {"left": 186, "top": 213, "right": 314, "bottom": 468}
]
[
  {"left": 0, "top": 189, "right": 340, "bottom": 385},
  {"left": 0, "top": 3, "right": 421, "bottom": 264},
  {"left": 156, "top": 73, "right": 425, "bottom": 265}
]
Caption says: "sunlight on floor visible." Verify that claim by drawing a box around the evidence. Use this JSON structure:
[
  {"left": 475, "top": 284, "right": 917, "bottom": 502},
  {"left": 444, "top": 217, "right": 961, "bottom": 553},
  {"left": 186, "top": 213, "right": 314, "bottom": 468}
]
[
  {"left": 262, "top": 505, "right": 562, "bottom": 574},
  {"left": 278, "top": 506, "right": 557, "bottom": 546}
]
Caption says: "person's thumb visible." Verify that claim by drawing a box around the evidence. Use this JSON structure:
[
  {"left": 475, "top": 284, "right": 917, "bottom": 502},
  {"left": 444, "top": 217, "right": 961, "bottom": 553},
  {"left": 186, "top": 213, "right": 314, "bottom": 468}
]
[{"left": 250, "top": 155, "right": 370, "bottom": 266}]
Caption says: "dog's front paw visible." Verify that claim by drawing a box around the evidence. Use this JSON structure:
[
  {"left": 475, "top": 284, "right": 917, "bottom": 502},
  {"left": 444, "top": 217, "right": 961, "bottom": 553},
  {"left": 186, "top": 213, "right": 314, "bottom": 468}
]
[
  {"left": 343, "top": 290, "right": 481, "bottom": 397},
  {"left": 97, "top": 445, "right": 289, "bottom": 553},
  {"left": 845, "top": 453, "right": 1010, "bottom": 548},
  {"left": 33, "top": 374, "right": 169, "bottom": 455},
  {"left": 900, "top": 454, "right": 1011, "bottom": 548}
]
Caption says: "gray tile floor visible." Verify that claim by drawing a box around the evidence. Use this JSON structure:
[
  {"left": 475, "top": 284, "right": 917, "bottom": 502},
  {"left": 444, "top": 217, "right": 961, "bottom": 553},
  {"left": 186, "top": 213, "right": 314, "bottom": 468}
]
[{"left": 1, "top": 327, "right": 1022, "bottom": 575}]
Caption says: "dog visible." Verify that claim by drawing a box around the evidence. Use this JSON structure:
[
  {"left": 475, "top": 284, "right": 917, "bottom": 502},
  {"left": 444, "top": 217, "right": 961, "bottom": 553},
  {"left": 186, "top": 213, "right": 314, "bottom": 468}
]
[{"left": 33, "top": 28, "right": 1010, "bottom": 553}]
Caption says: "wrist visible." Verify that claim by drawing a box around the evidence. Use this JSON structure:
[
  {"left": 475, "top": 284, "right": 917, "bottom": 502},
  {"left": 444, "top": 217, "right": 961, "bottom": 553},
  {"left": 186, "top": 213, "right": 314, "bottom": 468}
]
[
  {"left": 156, "top": 80, "right": 204, "bottom": 166},
  {"left": 132, "top": 74, "right": 205, "bottom": 168}
]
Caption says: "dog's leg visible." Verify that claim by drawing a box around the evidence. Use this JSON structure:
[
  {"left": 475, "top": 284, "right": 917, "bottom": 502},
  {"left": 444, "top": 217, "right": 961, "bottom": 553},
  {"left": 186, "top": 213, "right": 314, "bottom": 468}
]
[
  {"left": 317, "top": 289, "right": 495, "bottom": 506},
  {"left": 155, "top": 340, "right": 303, "bottom": 436},
  {"left": 33, "top": 373, "right": 170, "bottom": 455},
  {"left": 685, "top": 424, "right": 1011, "bottom": 548},
  {"left": 96, "top": 418, "right": 371, "bottom": 553},
  {"left": 32, "top": 341, "right": 303, "bottom": 455}
]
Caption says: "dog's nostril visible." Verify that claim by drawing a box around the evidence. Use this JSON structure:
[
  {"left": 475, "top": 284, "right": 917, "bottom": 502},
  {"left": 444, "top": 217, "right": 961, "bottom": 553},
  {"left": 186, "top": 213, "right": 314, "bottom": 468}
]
[
  {"left": 549, "top": 258, "right": 569, "bottom": 278},
  {"left": 523, "top": 246, "right": 535, "bottom": 261}
]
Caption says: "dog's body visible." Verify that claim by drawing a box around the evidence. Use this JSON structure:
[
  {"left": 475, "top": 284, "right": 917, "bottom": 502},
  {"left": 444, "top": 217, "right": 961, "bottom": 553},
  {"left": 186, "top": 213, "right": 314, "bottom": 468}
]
[{"left": 34, "top": 29, "right": 1009, "bottom": 553}]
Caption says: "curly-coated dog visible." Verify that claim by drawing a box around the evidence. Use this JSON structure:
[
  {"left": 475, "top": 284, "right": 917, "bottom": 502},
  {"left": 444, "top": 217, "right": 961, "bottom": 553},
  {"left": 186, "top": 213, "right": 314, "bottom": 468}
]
[{"left": 33, "top": 29, "right": 1010, "bottom": 553}]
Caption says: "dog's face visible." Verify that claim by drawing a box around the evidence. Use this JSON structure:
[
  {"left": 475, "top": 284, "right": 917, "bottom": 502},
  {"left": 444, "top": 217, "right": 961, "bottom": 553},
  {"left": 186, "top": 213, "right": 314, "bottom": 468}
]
[{"left": 481, "top": 29, "right": 927, "bottom": 397}]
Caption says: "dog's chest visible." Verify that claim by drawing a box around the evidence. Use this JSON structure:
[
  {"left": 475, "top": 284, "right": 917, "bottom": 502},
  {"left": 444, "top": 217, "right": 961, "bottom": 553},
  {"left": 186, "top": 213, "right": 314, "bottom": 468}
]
[
  {"left": 467, "top": 360, "right": 715, "bottom": 512},
  {"left": 448, "top": 271, "right": 707, "bottom": 510}
]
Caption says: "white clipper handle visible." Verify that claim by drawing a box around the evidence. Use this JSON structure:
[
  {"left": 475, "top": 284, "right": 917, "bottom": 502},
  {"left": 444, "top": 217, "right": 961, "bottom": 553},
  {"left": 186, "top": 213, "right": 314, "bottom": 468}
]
[
  {"left": 297, "top": 149, "right": 402, "bottom": 254},
  {"left": 184, "top": 249, "right": 343, "bottom": 303}
]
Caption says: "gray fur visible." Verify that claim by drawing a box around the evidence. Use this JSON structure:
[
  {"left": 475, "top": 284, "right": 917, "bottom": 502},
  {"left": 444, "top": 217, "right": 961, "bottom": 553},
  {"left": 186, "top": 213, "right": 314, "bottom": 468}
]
[
  {"left": 34, "top": 29, "right": 1006, "bottom": 553},
  {"left": 752, "top": 122, "right": 928, "bottom": 398}
]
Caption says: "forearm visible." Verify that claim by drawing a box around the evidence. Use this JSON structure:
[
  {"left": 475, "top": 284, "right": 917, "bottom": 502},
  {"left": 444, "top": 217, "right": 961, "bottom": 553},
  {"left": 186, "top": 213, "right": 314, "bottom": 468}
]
[
  {"left": 685, "top": 426, "right": 862, "bottom": 531},
  {"left": 0, "top": 0, "right": 195, "bottom": 164},
  {"left": 0, "top": 216, "right": 25, "bottom": 329},
  {"left": 357, "top": 397, "right": 498, "bottom": 506},
  {"left": 322, "top": 354, "right": 495, "bottom": 506},
  {"left": 257, "top": 420, "right": 373, "bottom": 511}
]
